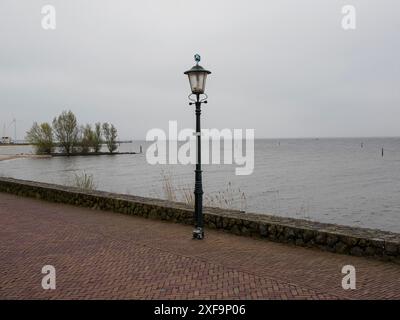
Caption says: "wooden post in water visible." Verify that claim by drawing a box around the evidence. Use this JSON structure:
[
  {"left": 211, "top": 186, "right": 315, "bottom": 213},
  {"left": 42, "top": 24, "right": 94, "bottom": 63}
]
[
  {"left": 382, "top": 148, "right": 384, "bottom": 157},
  {"left": 140, "top": 145, "right": 143, "bottom": 153}
]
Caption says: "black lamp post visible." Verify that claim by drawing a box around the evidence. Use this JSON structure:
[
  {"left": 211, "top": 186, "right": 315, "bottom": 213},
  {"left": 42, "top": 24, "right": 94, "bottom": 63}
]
[{"left": 184, "top": 54, "right": 211, "bottom": 240}]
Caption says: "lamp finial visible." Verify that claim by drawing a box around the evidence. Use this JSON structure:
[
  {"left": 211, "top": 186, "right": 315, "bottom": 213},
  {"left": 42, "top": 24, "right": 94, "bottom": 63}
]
[{"left": 194, "top": 54, "right": 201, "bottom": 65}]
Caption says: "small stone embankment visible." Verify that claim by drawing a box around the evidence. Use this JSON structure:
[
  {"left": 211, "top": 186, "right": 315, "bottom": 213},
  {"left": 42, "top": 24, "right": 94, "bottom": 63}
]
[{"left": 0, "top": 177, "right": 399, "bottom": 263}]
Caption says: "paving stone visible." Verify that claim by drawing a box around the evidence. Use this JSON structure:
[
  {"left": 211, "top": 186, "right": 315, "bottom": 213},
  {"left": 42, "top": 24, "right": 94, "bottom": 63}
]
[{"left": 1, "top": 192, "right": 400, "bottom": 299}]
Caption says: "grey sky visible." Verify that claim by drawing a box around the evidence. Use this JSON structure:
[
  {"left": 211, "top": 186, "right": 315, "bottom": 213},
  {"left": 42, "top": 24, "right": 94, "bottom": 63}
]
[{"left": 0, "top": 0, "right": 399, "bottom": 140}]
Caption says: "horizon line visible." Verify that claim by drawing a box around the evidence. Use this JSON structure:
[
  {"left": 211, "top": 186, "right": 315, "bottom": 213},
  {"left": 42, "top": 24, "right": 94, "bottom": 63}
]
[{"left": 117, "top": 135, "right": 400, "bottom": 141}]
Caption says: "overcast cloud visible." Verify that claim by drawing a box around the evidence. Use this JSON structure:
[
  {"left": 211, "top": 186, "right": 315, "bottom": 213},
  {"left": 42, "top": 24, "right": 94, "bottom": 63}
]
[{"left": 0, "top": 0, "right": 399, "bottom": 139}]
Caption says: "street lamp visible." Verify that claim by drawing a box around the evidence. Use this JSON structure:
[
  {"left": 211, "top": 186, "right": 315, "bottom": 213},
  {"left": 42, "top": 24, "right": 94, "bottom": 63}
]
[{"left": 184, "top": 54, "right": 211, "bottom": 240}]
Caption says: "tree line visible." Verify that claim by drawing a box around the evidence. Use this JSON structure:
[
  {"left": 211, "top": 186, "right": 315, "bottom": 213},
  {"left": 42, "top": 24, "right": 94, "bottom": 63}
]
[{"left": 26, "top": 110, "right": 118, "bottom": 155}]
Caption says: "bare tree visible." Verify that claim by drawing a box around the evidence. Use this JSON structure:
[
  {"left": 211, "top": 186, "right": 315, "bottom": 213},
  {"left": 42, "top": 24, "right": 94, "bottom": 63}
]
[
  {"left": 92, "top": 122, "right": 102, "bottom": 152},
  {"left": 79, "top": 124, "right": 95, "bottom": 153},
  {"left": 26, "top": 122, "right": 54, "bottom": 154},
  {"left": 52, "top": 110, "right": 79, "bottom": 154},
  {"left": 102, "top": 122, "right": 118, "bottom": 153}
]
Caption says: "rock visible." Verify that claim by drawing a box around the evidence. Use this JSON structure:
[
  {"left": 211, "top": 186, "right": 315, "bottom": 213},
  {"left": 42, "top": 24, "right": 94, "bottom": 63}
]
[
  {"left": 343, "top": 236, "right": 359, "bottom": 247},
  {"left": 364, "top": 246, "right": 376, "bottom": 256},
  {"left": 275, "top": 225, "right": 284, "bottom": 236},
  {"left": 241, "top": 226, "right": 250, "bottom": 236},
  {"left": 230, "top": 224, "right": 241, "bottom": 235},
  {"left": 315, "top": 233, "right": 326, "bottom": 244},
  {"left": 248, "top": 222, "right": 259, "bottom": 234},
  {"left": 295, "top": 239, "right": 304, "bottom": 246},
  {"left": 350, "top": 246, "right": 364, "bottom": 256},
  {"left": 208, "top": 221, "right": 216, "bottom": 229},
  {"left": 259, "top": 224, "right": 268, "bottom": 237},
  {"left": 269, "top": 225, "right": 277, "bottom": 235},
  {"left": 243, "top": 220, "right": 251, "bottom": 228},
  {"left": 327, "top": 235, "right": 339, "bottom": 247},
  {"left": 385, "top": 243, "right": 398, "bottom": 255},
  {"left": 148, "top": 209, "right": 158, "bottom": 219},
  {"left": 335, "top": 242, "right": 348, "bottom": 254},
  {"left": 284, "top": 228, "right": 295, "bottom": 239},
  {"left": 303, "top": 229, "right": 315, "bottom": 243},
  {"left": 371, "top": 238, "right": 385, "bottom": 249},
  {"left": 358, "top": 239, "right": 368, "bottom": 248}
]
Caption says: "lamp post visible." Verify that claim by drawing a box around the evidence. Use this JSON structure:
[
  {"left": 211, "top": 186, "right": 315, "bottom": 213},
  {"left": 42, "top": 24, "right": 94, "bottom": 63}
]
[{"left": 184, "top": 54, "right": 211, "bottom": 240}]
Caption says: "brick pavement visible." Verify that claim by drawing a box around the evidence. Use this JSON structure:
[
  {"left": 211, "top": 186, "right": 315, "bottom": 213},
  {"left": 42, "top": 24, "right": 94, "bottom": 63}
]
[{"left": 1, "top": 192, "right": 399, "bottom": 299}]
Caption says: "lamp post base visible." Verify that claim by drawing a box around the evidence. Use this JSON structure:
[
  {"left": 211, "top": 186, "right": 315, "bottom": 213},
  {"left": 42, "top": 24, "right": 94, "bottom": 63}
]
[{"left": 192, "top": 227, "right": 204, "bottom": 240}]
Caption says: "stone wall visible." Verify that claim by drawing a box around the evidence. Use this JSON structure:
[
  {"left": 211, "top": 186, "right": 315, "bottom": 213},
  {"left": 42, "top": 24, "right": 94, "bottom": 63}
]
[{"left": 0, "top": 177, "right": 399, "bottom": 263}]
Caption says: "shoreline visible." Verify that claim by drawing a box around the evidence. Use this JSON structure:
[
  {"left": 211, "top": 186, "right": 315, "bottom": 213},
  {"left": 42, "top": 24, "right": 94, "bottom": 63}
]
[
  {"left": 50, "top": 151, "right": 137, "bottom": 157},
  {"left": 0, "top": 154, "right": 51, "bottom": 161},
  {"left": 0, "top": 152, "right": 137, "bottom": 161}
]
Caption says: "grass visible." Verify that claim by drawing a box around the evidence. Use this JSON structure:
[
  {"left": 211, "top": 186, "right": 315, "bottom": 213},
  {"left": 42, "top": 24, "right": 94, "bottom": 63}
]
[
  {"left": 160, "top": 170, "right": 247, "bottom": 212},
  {"left": 71, "top": 171, "right": 96, "bottom": 191},
  {"left": 161, "top": 170, "right": 177, "bottom": 202},
  {"left": 70, "top": 169, "right": 247, "bottom": 211}
]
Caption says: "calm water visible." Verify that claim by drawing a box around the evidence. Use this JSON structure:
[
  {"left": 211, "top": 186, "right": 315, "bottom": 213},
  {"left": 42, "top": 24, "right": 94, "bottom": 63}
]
[{"left": 1, "top": 138, "right": 400, "bottom": 233}]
